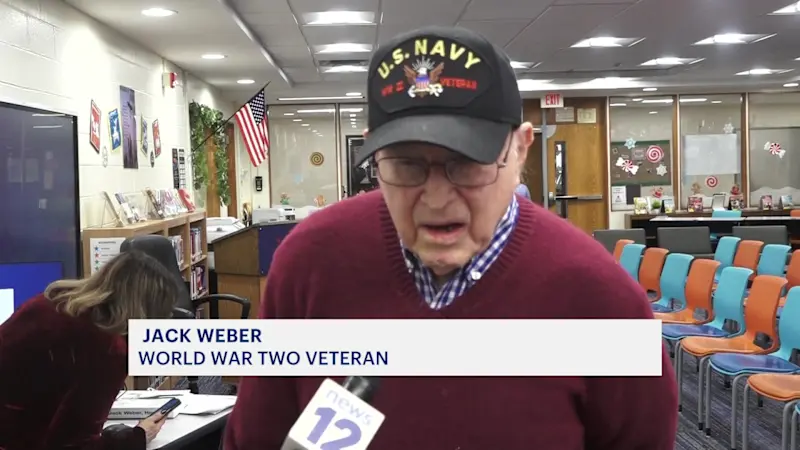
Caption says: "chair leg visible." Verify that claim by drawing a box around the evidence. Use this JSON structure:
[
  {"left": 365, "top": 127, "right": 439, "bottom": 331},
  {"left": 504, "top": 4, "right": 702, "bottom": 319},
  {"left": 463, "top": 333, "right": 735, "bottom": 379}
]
[
  {"left": 782, "top": 401, "right": 799, "bottom": 450},
  {"left": 792, "top": 409, "right": 798, "bottom": 450},
  {"left": 728, "top": 375, "right": 750, "bottom": 443},
  {"left": 704, "top": 358, "right": 713, "bottom": 433},
  {"left": 741, "top": 384, "right": 751, "bottom": 450},
  {"left": 697, "top": 355, "right": 708, "bottom": 429}
]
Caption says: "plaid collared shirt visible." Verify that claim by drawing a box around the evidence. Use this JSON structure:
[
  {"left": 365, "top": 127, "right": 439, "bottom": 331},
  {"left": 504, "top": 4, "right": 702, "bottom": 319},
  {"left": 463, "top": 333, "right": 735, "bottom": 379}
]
[{"left": 401, "top": 195, "right": 519, "bottom": 310}]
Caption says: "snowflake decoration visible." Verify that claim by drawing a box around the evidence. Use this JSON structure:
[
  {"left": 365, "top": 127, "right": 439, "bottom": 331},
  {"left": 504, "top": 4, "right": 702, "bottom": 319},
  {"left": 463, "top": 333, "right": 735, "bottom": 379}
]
[
  {"left": 655, "top": 164, "right": 668, "bottom": 176},
  {"left": 723, "top": 123, "right": 734, "bottom": 134},
  {"left": 765, "top": 141, "right": 786, "bottom": 159},
  {"left": 624, "top": 137, "right": 637, "bottom": 149}
]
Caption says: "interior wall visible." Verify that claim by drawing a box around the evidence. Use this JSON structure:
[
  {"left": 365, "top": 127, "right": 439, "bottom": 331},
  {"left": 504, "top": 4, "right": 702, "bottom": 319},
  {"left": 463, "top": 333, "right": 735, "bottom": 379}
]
[
  {"left": 607, "top": 100, "right": 800, "bottom": 228},
  {"left": 0, "top": 0, "right": 233, "bottom": 228}
]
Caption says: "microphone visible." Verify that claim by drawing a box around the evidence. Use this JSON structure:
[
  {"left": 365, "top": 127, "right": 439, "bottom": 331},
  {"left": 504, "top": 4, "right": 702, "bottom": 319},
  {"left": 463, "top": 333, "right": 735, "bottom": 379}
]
[{"left": 280, "top": 376, "right": 385, "bottom": 450}]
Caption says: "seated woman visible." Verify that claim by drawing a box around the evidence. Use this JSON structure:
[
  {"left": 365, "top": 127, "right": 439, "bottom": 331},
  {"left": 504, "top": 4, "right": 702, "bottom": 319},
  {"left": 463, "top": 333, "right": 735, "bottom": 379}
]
[{"left": 0, "top": 250, "right": 181, "bottom": 449}]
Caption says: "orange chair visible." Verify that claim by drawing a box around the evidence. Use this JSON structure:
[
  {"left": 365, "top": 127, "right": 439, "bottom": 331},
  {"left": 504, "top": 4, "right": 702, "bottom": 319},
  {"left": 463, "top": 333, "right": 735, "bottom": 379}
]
[
  {"left": 682, "top": 275, "right": 786, "bottom": 440},
  {"left": 742, "top": 374, "right": 800, "bottom": 450},
  {"left": 613, "top": 239, "right": 634, "bottom": 262},
  {"left": 780, "top": 250, "right": 800, "bottom": 307},
  {"left": 655, "top": 259, "right": 720, "bottom": 325},
  {"left": 733, "top": 240, "right": 765, "bottom": 280},
  {"left": 639, "top": 247, "right": 669, "bottom": 298},
  {"left": 791, "top": 210, "right": 800, "bottom": 218}
]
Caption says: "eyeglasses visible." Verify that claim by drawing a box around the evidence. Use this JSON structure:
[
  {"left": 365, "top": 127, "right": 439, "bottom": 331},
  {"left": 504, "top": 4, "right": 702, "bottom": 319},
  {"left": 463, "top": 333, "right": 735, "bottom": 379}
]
[{"left": 375, "top": 149, "right": 510, "bottom": 188}]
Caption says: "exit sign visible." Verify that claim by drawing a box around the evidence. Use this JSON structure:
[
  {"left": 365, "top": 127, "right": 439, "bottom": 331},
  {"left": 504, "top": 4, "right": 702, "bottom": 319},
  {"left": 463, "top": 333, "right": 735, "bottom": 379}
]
[{"left": 541, "top": 93, "right": 563, "bottom": 108}]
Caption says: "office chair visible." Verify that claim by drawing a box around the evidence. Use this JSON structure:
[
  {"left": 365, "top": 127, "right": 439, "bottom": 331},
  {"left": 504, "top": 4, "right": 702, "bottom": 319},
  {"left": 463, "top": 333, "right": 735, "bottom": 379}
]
[{"left": 120, "top": 235, "right": 251, "bottom": 394}]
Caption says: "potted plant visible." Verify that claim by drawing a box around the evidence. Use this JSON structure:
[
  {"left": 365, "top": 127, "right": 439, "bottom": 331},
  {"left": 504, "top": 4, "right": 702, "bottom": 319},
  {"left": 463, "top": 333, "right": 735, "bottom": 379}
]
[{"left": 650, "top": 199, "right": 662, "bottom": 214}]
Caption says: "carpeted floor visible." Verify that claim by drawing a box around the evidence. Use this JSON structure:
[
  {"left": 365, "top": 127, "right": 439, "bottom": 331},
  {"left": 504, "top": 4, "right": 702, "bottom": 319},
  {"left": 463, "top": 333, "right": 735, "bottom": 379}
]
[
  {"left": 179, "top": 363, "right": 789, "bottom": 450},
  {"left": 674, "top": 355, "right": 786, "bottom": 450}
]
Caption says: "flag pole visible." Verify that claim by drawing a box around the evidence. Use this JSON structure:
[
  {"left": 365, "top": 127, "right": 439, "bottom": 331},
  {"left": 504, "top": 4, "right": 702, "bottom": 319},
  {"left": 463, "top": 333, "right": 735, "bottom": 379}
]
[{"left": 190, "top": 80, "right": 272, "bottom": 153}]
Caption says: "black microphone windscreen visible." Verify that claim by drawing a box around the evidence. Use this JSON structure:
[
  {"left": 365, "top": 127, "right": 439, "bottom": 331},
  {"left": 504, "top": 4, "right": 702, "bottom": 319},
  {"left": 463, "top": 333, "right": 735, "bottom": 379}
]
[{"left": 342, "top": 376, "right": 381, "bottom": 403}]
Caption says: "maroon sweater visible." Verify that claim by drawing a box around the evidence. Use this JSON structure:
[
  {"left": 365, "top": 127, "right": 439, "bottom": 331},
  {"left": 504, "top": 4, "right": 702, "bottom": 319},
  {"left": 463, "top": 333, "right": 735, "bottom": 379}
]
[
  {"left": 225, "top": 191, "right": 678, "bottom": 450},
  {"left": 0, "top": 295, "right": 145, "bottom": 450}
]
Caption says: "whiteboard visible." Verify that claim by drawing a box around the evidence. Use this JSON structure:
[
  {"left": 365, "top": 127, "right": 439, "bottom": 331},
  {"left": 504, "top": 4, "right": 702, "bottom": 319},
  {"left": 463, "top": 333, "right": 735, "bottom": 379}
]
[{"left": 682, "top": 134, "right": 740, "bottom": 176}]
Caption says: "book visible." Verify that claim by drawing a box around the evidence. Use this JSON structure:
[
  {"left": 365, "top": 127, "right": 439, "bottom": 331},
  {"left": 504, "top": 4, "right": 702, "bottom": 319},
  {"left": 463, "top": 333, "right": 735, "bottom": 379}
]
[
  {"left": 109, "top": 391, "right": 187, "bottom": 420},
  {"left": 780, "top": 195, "right": 794, "bottom": 209},
  {"left": 729, "top": 195, "right": 744, "bottom": 211},
  {"left": 687, "top": 197, "right": 703, "bottom": 213},
  {"left": 662, "top": 197, "right": 675, "bottom": 214},
  {"left": 633, "top": 197, "right": 648, "bottom": 214},
  {"left": 760, "top": 195, "right": 773, "bottom": 211}
]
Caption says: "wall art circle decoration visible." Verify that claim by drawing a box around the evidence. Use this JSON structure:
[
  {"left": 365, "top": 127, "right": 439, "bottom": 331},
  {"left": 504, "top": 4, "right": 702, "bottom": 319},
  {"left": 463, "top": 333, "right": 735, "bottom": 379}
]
[
  {"left": 705, "top": 176, "right": 719, "bottom": 188},
  {"left": 309, "top": 152, "right": 325, "bottom": 166},
  {"left": 645, "top": 145, "right": 664, "bottom": 163}
]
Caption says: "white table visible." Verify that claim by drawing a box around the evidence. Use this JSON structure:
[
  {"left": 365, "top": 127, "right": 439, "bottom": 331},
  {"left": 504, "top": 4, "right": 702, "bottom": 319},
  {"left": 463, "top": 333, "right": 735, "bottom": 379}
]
[{"left": 105, "top": 402, "right": 233, "bottom": 449}]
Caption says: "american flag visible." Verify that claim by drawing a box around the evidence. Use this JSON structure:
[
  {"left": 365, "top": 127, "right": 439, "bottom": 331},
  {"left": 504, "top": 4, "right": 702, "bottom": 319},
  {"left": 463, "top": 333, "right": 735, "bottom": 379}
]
[{"left": 235, "top": 89, "right": 269, "bottom": 167}]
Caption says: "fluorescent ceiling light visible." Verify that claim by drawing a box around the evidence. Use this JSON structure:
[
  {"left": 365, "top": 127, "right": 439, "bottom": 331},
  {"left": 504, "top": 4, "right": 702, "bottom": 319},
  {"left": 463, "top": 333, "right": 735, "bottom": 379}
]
[
  {"left": 312, "top": 130, "right": 317, "bottom": 133},
  {"left": 571, "top": 37, "right": 643, "bottom": 48},
  {"left": 736, "top": 68, "right": 791, "bottom": 75},
  {"left": 711, "top": 100, "right": 723, "bottom": 104},
  {"left": 297, "top": 108, "right": 334, "bottom": 113},
  {"left": 641, "top": 98, "right": 673, "bottom": 104},
  {"left": 679, "top": 98, "right": 707, "bottom": 103},
  {"left": 511, "top": 61, "right": 536, "bottom": 69},
  {"left": 279, "top": 96, "right": 364, "bottom": 101},
  {"left": 323, "top": 65, "right": 368, "bottom": 73},
  {"left": 517, "top": 79, "right": 553, "bottom": 91},
  {"left": 610, "top": 103, "right": 627, "bottom": 107},
  {"left": 589, "top": 77, "right": 637, "bottom": 88},
  {"left": 771, "top": 2, "right": 800, "bottom": 14},
  {"left": 640, "top": 57, "right": 703, "bottom": 66},
  {"left": 785, "top": 82, "right": 799, "bottom": 87},
  {"left": 142, "top": 8, "right": 176, "bottom": 17},
  {"left": 301, "top": 124, "right": 310, "bottom": 127},
  {"left": 315, "top": 43, "right": 372, "bottom": 54},
  {"left": 632, "top": 98, "right": 642, "bottom": 102},
  {"left": 283, "top": 113, "right": 295, "bottom": 116},
  {"left": 292, "top": 119, "right": 302, "bottom": 122},
  {"left": 349, "top": 114, "right": 356, "bottom": 117},
  {"left": 346, "top": 92, "right": 362, "bottom": 97},
  {"left": 694, "top": 33, "right": 775, "bottom": 45},
  {"left": 649, "top": 111, "right": 658, "bottom": 114},
  {"left": 643, "top": 87, "right": 657, "bottom": 92},
  {"left": 237, "top": 79, "right": 255, "bottom": 84},
  {"left": 202, "top": 54, "right": 226, "bottom": 60},
  {"left": 342, "top": 108, "right": 363, "bottom": 113},
  {"left": 303, "top": 11, "right": 375, "bottom": 25}
]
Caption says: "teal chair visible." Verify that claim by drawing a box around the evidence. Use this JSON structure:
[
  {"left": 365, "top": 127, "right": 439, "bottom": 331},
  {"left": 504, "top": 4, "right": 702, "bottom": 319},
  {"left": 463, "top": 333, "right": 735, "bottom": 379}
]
[
  {"left": 711, "top": 210, "right": 743, "bottom": 243},
  {"left": 714, "top": 236, "right": 741, "bottom": 283},
  {"left": 757, "top": 244, "right": 792, "bottom": 277},
  {"left": 651, "top": 253, "right": 694, "bottom": 313},
  {"left": 619, "top": 243, "right": 646, "bottom": 282}
]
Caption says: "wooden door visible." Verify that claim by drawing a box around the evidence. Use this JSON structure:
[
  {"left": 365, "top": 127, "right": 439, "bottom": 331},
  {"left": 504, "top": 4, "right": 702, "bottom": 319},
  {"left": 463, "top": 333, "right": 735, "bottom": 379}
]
[
  {"left": 523, "top": 98, "right": 609, "bottom": 234},
  {"left": 544, "top": 98, "right": 609, "bottom": 234},
  {"left": 523, "top": 132, "right": 544, "bottom": 205}
]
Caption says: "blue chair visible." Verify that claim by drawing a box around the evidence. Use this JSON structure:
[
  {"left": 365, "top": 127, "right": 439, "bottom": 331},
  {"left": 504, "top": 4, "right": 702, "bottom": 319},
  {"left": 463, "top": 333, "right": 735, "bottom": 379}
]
[
  {"left": 651, "top": 253, "right": 694, "bottom": 313},
  {"left": 663, "top": 266, "right": 752, "bottom": 426},
  {"left": 708, "top": 287, "right": 800, "bottom": 448},
  {"left": 619, "top": 243, "right": 646, "bottom": 282},
  {"left": 711, "top": 210, "right": 743, "bottom": 243},
  {"left": 757, "top": 244, "right": 791, "bottom": 277},
  {"left": 714, "top": 236, "right": 741, "bottom": 283}
]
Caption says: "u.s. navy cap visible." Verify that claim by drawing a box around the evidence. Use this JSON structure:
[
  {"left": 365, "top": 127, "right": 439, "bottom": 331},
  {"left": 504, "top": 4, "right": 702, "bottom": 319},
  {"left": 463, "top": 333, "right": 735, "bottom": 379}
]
[{"left": 355, "top": 26, "right": 522, "bottom": 166}]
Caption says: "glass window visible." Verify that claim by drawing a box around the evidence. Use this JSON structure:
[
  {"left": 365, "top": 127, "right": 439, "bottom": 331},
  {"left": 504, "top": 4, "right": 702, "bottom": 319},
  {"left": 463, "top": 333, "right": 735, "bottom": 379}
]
[
  {"left": 337, "top": 105, "right": 372, "bottom": 198},
  {"left": 609, "top": 96, "right": 675, "bottom": 212},
  {"left": 748, "top": 93, "right": 800, "bottom": 207},
  {"left": 679, "top": 94, "right": 743, "bottom": 209},
  {"left": 268, "top": 104, "right": 338, "bottom": 208}
]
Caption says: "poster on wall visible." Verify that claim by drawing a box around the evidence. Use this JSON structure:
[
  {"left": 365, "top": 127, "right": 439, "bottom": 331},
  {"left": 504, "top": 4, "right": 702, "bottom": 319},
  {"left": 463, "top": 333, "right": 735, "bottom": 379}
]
[
  {"left": 346, "top": 135, "right": 378, "bottom": 196},
  {"left": 152, "top": 120, "right": 162, "bottom": 158},
  {"left": 119, "top": 86, "right": 138, "bottom": 169},
  {"left": 140, "top": 116, "right": 149, "bottom": 156},
  {"left": 89, "top": 100, "right": 101, "bottom": 153},
  {"left": 108, "top": 109, "right": 121, "bottom": 153},
  {"left": 172, "top": 148, "right": 186, "bottom": 189}
]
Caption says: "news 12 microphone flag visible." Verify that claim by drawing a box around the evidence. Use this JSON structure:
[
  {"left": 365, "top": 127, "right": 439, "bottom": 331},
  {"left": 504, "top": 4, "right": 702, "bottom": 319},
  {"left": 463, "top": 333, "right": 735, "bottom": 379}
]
[{"left": 128, "top": 319, "right": 663, "bottom": 377}]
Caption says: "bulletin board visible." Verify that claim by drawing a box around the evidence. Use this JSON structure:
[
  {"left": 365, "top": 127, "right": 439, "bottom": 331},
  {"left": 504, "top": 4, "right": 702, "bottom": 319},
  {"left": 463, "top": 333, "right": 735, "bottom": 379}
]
[{"left": 610, "top": 140, "right": 673, "bottom": 211}]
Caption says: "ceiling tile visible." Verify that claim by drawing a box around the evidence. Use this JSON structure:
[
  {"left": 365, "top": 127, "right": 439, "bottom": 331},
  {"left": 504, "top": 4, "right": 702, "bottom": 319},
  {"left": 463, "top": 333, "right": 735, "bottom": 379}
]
[
  {"left": 285, "top": 67, "right": 323, "bottom": 83},
  {"left": 267, "top": 45, "right": 315, "bottom": 67},
  {"left": 456, "top": 20, "right": 531, "bottom": 47},
  {"left": 301, "top": 25, "right": 377, "bottom": 46},
  {"left": 229, "top": 0, "right": 293, "bottom": 14},
  {"left": 241, "top": 11, "right": 297, "bottom": 26},
  {"left": 288, "top": 0, "right": 380, "bottom": 15},
  {"left": 252, "top": 23, "right": 308, "bottom": 46},
  {"left": 505, "top": 4, "right": 630, "bottom": 62},
  {"left": 381, "top": 0, "right": 469, "bottom": 24},
  {"left": 460, "top": 0, "right": 550, "bottom": 21}
]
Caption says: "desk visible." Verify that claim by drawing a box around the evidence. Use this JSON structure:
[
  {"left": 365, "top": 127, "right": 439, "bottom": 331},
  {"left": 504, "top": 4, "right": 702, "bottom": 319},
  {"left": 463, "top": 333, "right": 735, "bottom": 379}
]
[
  {"left": 631, "top": 215, "right": 800, "bottom": 247},
  {"left": 105, "top": 401, "right": 233, "bottom": 449}
]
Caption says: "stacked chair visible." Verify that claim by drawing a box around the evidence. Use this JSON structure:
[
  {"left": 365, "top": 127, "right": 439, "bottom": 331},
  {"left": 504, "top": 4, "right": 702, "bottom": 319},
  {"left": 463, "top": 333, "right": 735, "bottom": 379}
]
[{"left": 611, "top": 237, "right": 800, "bottom": 450}]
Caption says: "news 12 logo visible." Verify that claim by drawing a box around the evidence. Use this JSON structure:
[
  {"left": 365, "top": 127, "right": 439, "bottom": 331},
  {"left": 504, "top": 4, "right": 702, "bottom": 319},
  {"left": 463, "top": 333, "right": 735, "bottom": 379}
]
[
  {"left": 292, "top": 379, "right": 384, "bottom": 450},
  {"left": 0, "top": 289, "right": 14, "bottom": 325}
]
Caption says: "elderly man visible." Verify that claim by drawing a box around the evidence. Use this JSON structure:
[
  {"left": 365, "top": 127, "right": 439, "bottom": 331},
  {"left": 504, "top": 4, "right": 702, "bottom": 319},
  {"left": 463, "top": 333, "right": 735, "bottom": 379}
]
[{"left": 225, "top": 26, "right": 678, "bottom": 449}]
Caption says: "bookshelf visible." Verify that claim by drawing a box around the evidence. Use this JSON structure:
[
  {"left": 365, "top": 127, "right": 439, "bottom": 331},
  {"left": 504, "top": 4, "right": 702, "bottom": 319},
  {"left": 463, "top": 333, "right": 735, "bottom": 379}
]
[{"left": 81, "top": 210, "right": 208, "bottom": 390}]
